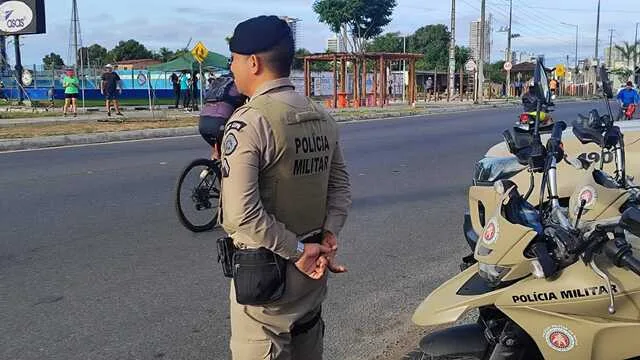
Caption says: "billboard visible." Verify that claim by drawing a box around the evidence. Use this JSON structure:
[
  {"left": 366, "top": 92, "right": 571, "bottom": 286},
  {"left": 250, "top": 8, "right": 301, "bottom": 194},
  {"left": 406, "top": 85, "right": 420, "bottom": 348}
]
[{"left": 0, "top": 0, "right": 45, "bottom": 36}]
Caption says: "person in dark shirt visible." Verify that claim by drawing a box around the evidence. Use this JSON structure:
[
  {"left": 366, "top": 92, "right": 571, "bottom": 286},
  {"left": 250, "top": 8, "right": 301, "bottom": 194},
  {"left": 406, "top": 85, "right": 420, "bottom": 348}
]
[
  {"left": 101, "top": 64, "right": 123, "bottom": 116},
  {"left": 170, "top": 72, "right": 180, "bottom": 109}
]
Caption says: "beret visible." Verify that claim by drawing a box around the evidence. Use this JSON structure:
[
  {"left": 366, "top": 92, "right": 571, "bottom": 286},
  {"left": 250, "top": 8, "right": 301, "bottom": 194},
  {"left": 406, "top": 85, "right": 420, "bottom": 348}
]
[{"left": 229, "top": 15, "right": 294, "bottom": 55}]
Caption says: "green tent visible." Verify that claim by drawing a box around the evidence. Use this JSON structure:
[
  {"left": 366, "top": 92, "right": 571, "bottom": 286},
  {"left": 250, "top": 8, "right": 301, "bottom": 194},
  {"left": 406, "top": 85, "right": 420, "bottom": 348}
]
[{"left": 147, "top": 51, "right": 229, "bottom": 72}]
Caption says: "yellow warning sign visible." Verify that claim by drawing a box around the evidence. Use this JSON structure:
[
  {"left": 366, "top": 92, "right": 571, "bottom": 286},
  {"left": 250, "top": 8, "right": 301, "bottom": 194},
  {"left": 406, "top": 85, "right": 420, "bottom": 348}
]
[
  {"left": 191, "top": 41, "right": 209, "bottom": 63},
  {"left": 555, "top": 64, "right": 566, "bottom": 78}
]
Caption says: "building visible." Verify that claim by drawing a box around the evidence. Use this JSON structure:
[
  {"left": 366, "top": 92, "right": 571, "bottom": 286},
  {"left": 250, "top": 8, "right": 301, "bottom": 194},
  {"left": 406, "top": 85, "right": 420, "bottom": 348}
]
[
  {"left": 280, "top": 16, "right": 301, "bottom": 50},
  {"left": 469, "top": 17, "right": 491, "bottom": 63},
  {"left": 604, "top": 45, "right": 632, "bottom": 69},
  {"left": 327, "top": 34, "right": 346, "bottom": 53},
  {"left": 113, "top": 59, "right": 161, "bottom": 70}
]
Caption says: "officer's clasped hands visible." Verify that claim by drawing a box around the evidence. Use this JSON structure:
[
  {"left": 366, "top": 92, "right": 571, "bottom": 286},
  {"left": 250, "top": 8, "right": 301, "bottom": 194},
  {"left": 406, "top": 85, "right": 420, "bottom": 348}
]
[{"left": 294, "top": 232, "right": 348, "bottom": 279}]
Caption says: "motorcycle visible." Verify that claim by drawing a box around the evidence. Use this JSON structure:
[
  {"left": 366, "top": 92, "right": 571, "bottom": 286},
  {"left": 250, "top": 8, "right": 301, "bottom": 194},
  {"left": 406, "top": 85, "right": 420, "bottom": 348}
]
[
  {"left": 407, "top": 59, "right": 640, "bottom": 360},
  {"left": 619, "top": 103, "right": 636, "bottom": 121}
]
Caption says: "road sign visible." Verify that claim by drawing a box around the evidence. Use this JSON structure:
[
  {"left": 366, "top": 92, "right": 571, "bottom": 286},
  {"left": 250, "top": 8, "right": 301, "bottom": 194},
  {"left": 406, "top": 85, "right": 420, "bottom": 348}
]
[
  {"left": 503, "top": 61, "right": 513, "bottom": 71},
  {"left": 465, "top": 59, "right": 477, "bottom": 72},
  {"left": 556, "top": 64, "right": 566, "bottom": 77},
  {"left": 191, "top": 41, "right": 209, "bottom": 63}
]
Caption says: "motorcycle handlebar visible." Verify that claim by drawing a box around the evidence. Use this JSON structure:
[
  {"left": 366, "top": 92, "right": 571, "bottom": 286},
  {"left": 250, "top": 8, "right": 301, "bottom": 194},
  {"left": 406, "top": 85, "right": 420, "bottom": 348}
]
[
  {"left": 550, "top": 121, "right": 567, "bottom": 143},
  {"left": 620, "top": 253, "right": 640, "bottom": 277},
  {"left": 603, "top": 237, "right": 640, "bottom": 277}
]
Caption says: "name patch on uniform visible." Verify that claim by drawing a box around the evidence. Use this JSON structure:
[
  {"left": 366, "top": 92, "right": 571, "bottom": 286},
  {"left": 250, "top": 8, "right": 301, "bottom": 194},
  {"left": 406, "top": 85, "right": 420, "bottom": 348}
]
[
  {"left": 224, "top": 133, "right": 238, "bottom": 156},
  {"left": 225, "top": 121, "right": 247, "bottom": 132},
  {"left": 293, "top": 135, "right": 331, "bottom": 176}
]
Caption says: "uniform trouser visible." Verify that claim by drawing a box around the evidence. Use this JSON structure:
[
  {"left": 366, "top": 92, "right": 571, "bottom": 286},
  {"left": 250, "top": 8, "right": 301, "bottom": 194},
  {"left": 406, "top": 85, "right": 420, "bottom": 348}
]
[{"left": 229, "top": 263, "right": 327, "bottom": 360}]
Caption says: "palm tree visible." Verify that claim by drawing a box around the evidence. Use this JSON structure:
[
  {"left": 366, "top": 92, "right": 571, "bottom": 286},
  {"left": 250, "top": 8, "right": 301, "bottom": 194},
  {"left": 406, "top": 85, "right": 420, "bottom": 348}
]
[{"left": 615, "top": 41, "right": 637, "bottom": 67}]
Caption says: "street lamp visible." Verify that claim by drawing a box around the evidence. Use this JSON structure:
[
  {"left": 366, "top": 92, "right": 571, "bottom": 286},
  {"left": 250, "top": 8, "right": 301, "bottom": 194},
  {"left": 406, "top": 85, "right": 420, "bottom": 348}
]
[{"left": 561, "top": 22, "right": 579, "bottom": 70}]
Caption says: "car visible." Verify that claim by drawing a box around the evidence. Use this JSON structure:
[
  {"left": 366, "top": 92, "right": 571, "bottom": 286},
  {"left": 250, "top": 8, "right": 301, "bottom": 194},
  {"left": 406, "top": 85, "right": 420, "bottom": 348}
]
[{"left": 463, "top": 119, "right": 640, "bottom": 251}]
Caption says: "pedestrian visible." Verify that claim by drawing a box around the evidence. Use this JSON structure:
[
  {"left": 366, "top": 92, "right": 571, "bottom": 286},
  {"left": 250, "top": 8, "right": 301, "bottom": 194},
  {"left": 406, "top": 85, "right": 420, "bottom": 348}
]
[
  {"left": 181, "top": 71, "right": 190, "bottom": 110},
  {"left": 425, "top": 76, "right": 433, "bottom": 101},
  {"left": 220, "top": 15, "right": 352, "bottom": 360},
  {"left": 101, "top": 64, "right": 123, "bottom": 116},
  {"left": 62, "top": 68, "right": 79, "bottom": 117},
  {"left": 170, "top": 72, "right": 180, "bottom": 109},
  {"left": 47, "top": 86, "right": 55, "bottom": 110},
  {"left": 191, "top": 71, "right": 199, "bottom": 111},
  {"left": 0, "top": 80, "right": 8, "bottom": 100}
]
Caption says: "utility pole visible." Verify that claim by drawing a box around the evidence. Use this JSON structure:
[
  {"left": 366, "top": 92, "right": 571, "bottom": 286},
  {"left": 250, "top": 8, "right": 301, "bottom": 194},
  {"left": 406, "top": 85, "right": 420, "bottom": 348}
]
[
  {"left": 575, "top": 25, "right": 579, "bottom": 69},
  {"left": 402, "top": 34, "right": 406, "bottom": 103},
  {"left": 595, "top": 0, "right": 601, "bottom": 63},
  {"left": 608, "top": 28, "right": 614, "bottom": 67},
  {"left": 506, "top": 0, "right": 513, "bottom": 99},
  {"left": 447, "top": 0, "right": 456, "bottom": 101},
  {"left": 634, "top": 22, "right": 639, "bottom": 74},
  {"left": 478, "top": 0, "right": 486, "bottom": 103},
  {"left": 72, "top": 0, "right": 78, "bottom": 74}
]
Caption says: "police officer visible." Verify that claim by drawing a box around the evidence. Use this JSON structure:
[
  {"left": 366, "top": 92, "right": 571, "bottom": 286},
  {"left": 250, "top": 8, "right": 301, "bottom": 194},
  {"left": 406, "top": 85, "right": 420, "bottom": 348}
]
[{"left": 220, "top": 15, "right": 352, "bottom": 360}]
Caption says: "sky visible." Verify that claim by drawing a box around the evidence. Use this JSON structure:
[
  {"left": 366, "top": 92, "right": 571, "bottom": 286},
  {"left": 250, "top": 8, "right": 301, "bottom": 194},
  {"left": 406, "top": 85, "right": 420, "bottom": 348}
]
[{"left": 10, "top": 0, "right": 640, "bottom": 68}]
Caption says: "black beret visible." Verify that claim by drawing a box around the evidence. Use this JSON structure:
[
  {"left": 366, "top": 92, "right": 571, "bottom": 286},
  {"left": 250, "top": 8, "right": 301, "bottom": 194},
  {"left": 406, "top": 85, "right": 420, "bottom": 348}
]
[{"left": 229, "top": 15, "right": 294, "bottom": 55}]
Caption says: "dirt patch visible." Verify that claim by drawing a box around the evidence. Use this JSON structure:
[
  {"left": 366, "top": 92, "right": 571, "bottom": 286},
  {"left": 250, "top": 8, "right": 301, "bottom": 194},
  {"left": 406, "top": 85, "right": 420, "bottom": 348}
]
[{"left": 0, "top": 117, "right": 196, "bottom": 139}]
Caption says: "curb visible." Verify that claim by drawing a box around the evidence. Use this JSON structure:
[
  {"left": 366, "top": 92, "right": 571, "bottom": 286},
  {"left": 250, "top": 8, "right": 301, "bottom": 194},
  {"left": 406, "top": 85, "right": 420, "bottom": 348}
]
[
  {"left": 0, "top": 98, "right": 593, "bottom": 152},
  {"left": 0, "top": 127, "right": 198, "bottom": 151}
]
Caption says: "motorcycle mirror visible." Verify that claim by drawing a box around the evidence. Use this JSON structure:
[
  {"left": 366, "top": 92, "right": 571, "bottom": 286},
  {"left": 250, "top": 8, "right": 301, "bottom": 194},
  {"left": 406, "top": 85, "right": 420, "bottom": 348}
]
[
  {"left": 620, "top": 207, "right": 640, "bottom": 238},
  {"left": 534, "top": 58, "right": 551, "bottom": 106},
  {"left": 598, "top": 65, "right": 614, "bottom": 99}
]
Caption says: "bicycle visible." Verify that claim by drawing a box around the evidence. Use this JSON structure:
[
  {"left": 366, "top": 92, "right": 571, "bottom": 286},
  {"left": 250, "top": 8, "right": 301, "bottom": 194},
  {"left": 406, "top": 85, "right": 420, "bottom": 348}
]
[{"left": 174, "top": 157, "right": 222, "bottom": 232}]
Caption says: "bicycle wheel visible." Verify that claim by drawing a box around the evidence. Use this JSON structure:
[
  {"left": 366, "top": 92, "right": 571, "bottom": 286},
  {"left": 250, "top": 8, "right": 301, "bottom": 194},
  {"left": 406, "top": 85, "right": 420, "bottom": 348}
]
[{"left": 175, "top": 158, "right": 221, "bottom": 232}]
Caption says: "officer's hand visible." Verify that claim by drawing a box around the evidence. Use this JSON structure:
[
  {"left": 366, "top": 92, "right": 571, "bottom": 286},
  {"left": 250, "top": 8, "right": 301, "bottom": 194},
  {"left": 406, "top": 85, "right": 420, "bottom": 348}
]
[
  {"left": 321, "top": 231, "right": 347, "bottom": 274},
  {"left": 295, "top": 243, "right": 332, "bottom": 279}
]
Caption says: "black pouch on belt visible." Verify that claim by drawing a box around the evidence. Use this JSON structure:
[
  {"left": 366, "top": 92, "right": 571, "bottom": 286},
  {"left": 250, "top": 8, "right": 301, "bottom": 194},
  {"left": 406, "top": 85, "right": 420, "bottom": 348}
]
[
  {"left": 216, "top": 236, "right": 235, "bottom": 278},
  {"left": 232, "top": 247, "right": 287, "bottom": 306}
]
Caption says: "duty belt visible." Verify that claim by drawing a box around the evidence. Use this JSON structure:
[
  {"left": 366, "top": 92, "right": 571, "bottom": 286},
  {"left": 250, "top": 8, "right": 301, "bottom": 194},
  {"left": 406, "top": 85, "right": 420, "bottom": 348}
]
[{"left": 299, "top": 229, "right": 323, "bottom": 244}]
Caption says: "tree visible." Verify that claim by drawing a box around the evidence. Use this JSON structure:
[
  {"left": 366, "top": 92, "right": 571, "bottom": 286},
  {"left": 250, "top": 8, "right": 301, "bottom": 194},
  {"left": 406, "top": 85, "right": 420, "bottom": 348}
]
[
  {"left": 313, "top": 0, "right": 397, "bottom": 53},
  {"left": 486, "top": 61, "right": 506, "bottom": 84},
  {"left": 366, "top": 32, "right": 403, "bottom": 53},
  {"left": 293, "top": 48, "right": 333, "bottom": 72},
  {"left": 615, "top": 41, "right": 637, "bottom": 67},
  {"left": 157, "top": 47, "right": 175, "bottom": 62},
  {"left": 455, "top": 46, "right": 471, "bottom": 70},
  {"left": 42, "top": 52, "right": 64, "bottom": 70},
  {"left": 108, "top": 39, "right": 153, "bottom": 61},
  {"left": 86, "top": 44, "right": 109, "bottom": 67},
  {"left": 410, "top": 24, "right": 450, "bottom": 71}
]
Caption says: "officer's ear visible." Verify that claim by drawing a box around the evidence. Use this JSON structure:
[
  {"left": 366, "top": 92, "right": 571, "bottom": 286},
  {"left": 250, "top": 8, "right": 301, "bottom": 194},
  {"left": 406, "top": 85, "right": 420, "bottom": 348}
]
[{"left": 247, "top": 54, "right": 261, "bottom": 76}]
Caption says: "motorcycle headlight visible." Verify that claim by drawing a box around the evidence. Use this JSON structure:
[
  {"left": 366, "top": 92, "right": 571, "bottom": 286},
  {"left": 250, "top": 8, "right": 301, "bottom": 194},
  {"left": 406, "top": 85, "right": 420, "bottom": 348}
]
[
  {"left": 473, "top": 157, "right": 526, "bottom": 185},
  {"left": 478, "top": 263, "right": 511, "bottom": 286}
]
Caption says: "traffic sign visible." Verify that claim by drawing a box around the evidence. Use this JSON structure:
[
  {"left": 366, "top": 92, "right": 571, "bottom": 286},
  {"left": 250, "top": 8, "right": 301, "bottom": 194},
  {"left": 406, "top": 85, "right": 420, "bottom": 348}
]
[
  {"left": 465, "top": 59, "right": 477, "bottom": 72},
  {"left": 503, "top": 61, "right": 512, "bottom": 71},
  {"left": 555, "top": 64, "right": 566, "bottom": 77},
  {"left": 191, "top": 41, "right": 209, "bottom": 63}
]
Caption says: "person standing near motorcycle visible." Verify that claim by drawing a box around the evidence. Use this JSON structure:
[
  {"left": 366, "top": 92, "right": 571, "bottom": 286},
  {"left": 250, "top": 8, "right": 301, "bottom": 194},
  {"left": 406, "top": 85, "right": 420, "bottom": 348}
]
[
  {"left": 617, "top": 81, "right": 639, "bottom": 120},
  {"left": 198, "top": 74, "right": 246, "bottom": 159},
  {"left": 220, "top": 15, "right": 351, "bottom": 360}
]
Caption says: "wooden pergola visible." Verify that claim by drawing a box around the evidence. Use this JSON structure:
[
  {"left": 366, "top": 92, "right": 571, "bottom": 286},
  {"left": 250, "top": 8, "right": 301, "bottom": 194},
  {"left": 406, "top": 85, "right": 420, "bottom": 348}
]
[{"left": 302, "top": 52, "right": 424, "bottom": 108}]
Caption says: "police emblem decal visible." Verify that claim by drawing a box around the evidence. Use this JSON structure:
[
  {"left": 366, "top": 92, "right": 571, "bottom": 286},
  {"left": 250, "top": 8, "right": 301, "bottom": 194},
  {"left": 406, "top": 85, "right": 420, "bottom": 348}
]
[
  {"left": 224, "top": 133, "right": 238, "bottom": 156},
  {"left": 543, "top": 325, "right": 576, "bottom": 352},
  {"left": 482, "top": 218, "right": 499, "bottom": 245}
]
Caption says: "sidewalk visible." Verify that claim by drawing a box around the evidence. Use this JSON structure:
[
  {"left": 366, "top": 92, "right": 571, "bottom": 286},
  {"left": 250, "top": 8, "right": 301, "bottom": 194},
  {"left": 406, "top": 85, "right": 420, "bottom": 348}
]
[{"left": 0, "top": 96, "right": 593, "bottom": 151}]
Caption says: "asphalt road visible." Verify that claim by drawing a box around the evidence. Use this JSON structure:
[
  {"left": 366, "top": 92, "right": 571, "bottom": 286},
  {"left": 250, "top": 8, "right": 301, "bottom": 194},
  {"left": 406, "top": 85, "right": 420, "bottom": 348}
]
[{"left": 0, "top": 100, "right": 608, "bottom": 360}]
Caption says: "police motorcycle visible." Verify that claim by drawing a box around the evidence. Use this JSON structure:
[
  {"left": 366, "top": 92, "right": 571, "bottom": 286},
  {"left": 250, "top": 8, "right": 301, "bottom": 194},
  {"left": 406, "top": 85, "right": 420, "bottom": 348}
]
[
  {"left": 406, "top": 59, "right": 640, "bottom": 360},
  {"left": 517, "top": 88, "right": 554, "bottom": 131}
]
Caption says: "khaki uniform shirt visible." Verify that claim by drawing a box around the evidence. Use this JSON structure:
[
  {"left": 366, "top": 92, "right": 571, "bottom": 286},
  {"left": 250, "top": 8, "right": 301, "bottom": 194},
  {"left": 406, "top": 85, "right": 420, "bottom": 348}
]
[{"left": 219, "top": 78, "right": 351, "bottom": 260}]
